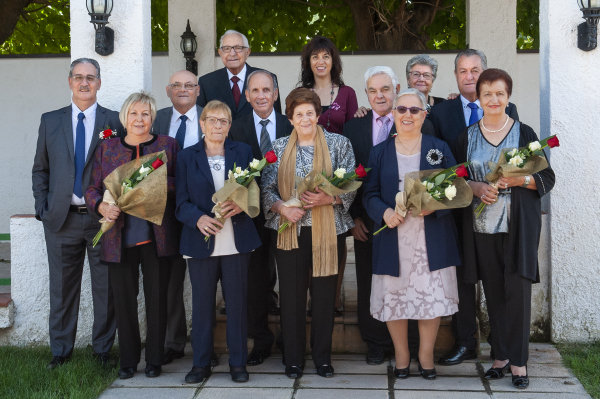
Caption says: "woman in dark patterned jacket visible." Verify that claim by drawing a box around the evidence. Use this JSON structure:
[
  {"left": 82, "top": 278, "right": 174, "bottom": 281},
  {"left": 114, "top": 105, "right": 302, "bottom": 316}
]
[{"left": 85, "top": 91, "right": 179, "bottom": 380}]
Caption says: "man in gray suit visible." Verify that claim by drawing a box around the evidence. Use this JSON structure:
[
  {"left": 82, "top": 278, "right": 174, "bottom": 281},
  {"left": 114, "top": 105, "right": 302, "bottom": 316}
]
[
  {"left": 152, "top": 70, "right": 206, "bottom": 365},
  {"left": 32, "top": 58, "right": 123, "bottom": 369}
]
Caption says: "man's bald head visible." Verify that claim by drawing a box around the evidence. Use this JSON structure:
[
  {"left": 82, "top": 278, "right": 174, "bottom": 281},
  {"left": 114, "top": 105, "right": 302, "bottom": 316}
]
[{"left": 166, "top": 70, "right": 200, "bottom": 114}]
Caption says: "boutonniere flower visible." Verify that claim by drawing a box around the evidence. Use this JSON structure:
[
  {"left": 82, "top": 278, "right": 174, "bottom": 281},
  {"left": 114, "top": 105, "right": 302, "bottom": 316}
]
[
  {"left": 426, "top": 149, "right": 443, "bottom": 165},
  {"left": 99, "top": 127, "right": 117, "bottom": 140},
  {"left": 330, "top": 102, "right": 341, "bottom": 111}
]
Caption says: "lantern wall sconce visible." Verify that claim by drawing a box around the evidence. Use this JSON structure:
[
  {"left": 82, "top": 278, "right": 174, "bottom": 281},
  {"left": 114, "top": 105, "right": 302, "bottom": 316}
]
[
  {"left": 180, "top": 20, "right": 198, "bottom": 75},
  {"left": 578, "top": 0, "right": 600, "bottom": 51},
  {"left": 87, "top": 0, "right": 114, "bottom": 56}
]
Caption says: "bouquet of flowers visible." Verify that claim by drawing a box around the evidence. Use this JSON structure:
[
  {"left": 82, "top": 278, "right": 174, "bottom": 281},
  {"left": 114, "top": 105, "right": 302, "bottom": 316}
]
[
  {"left": 206, "top": 150, "right": 278, "bottom": 242},
  {"left": 474, "top": 135, "right": 559, "bottom": 216},
  {"left": 277, "top": 164, "right": 370, "bottom": 233},
  {"left": 374, "top": 163, "right": 472, "bottom": 235},
  {"left": 92, "top": 151, "right": 167, "bottom": 247}
]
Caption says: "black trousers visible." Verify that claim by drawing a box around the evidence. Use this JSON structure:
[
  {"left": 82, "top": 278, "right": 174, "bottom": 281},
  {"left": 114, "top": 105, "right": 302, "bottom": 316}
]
[
  {"left": 267, "top": 249, "right": 279, "bottom": 308},
  {"left": 109, "top": 243, "right": 171, "bottom": 369},
  {"left": 451, "top": 271, "right": 479, "bottom": 351},
  {"left": 474, "top": 233, "right": 532, "bottom": 367},
  {"left": 165, "top": 257, "right": 188, "bottom": 351},
  {"left": 274, "top": 227, "right": 342, "bottom": 367}
]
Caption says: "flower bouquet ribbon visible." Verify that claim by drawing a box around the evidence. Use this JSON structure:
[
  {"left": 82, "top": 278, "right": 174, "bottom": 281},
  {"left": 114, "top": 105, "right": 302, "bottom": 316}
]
[{"left": 92, "top": 150, "right": 168, "bottom": 246}]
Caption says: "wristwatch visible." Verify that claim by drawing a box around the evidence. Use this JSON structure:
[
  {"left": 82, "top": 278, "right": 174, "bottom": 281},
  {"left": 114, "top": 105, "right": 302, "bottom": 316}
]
[{"left": 522, "top": 175, "right": 531, "bottom": 188}]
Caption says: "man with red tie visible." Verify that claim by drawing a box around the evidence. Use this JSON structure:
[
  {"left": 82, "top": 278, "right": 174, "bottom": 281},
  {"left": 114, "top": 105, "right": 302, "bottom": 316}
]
[{"left": 196, "top": 30, "right": 282, "bottom": 120}]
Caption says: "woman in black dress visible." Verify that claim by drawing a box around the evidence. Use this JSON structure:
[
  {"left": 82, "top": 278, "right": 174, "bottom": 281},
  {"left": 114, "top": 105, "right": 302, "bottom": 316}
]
[{"left": 405, "top": 54, "right": 444, "bottom": 113}]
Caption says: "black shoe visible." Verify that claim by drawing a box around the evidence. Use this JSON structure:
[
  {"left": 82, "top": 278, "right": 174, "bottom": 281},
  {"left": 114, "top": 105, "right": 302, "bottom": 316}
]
[
  {"left": 93, "top": 351, "right": 111, "bottom": 366},
  {"left": 268, "top": 306, "right": 281, "bottom": 316},
  {"left": 512, "top": 366, "right": 529, "bottom": 389},
  {"left": 145, "top": 363, "right": 162, "bottom": 378},
  {"left": 334, "top": 307, "right": 343, "bottom": 317},
  {"left": 211, "top": 353, "right": 219, "bottom": 367},
  {"left": 366, "top": 348, "right": 386, "bottom": 365},
  {"left": 285, "top": 365, "right": 303, "bottom": 379},
  {"left": 317, "top": 364, "right": 334, "bottom": 378},
  {"left": 185, "top": 366, "right": 211, "bottom": 383},
  {"left": 438, "top": 346, "right": 477, "bottom": 366},
  {"left": 219, "top": 305, "right": 226, "bottom": 315},
  {"left": 418, "top": 363, "right": 437, "bottom": 380},
  {"left": 485, "top": 361, "right": 510, "bottom": 379},
  {"left": 163, "top": 348, "right": 185, "bottom": 365},
  {"left": 47, "top": 356, "right": 68, "bottom": 370},
  {"left": 230, "top": 365, "right": 249, "bottom": 382},
  {"left": 247, "top": 350, "right": 269, "bottom": 366},
  {"left": 394, "top": 361, "right": 410, "bottom": 379},
  {"left": 118, "top": 367, "right": 136, "bottom": 379}
]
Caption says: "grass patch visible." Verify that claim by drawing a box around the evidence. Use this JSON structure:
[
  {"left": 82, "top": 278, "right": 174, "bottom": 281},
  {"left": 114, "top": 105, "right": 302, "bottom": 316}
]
[
  {"left": 0, "top": 346, "right": 118, "bottom": 399},
  {"left": 557, "top": 341, "right": 600, "bottom": 399}
]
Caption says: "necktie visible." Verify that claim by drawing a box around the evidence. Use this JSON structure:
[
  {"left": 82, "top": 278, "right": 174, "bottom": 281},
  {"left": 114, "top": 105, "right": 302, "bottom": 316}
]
[
  {"left": 73, "top": 112, "right": 86, "bottom": 198},
  {"left": 175, "top": 115, "right": 188, "bottom": 149},
  {"left": 259, "top": 120, "right": 273, "bottom": 155},
  {"left": 467, "top": 102, "right": 480, "bottom": 126},
  {"left": 375, "top": 116, "right": 390, "bottom": 145},
  {"left": 231, "top": 76, "right": 241, "bottom": 109}
]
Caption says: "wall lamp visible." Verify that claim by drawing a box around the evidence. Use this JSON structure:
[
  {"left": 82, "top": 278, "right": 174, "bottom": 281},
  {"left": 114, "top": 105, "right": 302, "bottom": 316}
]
[
  {"left": 578, "top": 0, "right": 600, "bottom": 51},
  {"left": 180, "top": 20, "right": 198, "bottom": 75},
  {"left": 87, "top": 0, "right": 114, "bottom": 56}
]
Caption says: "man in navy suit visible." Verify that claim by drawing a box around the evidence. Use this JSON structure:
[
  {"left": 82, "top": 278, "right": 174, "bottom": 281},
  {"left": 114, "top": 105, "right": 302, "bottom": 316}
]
[
  {"left": 196, "top": 30, "right": 282, "bottom": 120},
  {"left": 430, "top": 49, "right": 519, "bottom": 366},
  {"left": 229, "top": 70, "right": 293, "bottom": 365}
]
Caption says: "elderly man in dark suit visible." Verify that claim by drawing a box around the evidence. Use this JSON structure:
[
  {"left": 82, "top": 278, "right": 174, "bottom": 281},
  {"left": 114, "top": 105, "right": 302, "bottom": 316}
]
[
  {"left": 429, "top": 49, "right": 519, "bottom": 366},
  {"left": 152, "top": 70, "right": 207, "bottom": 366},
  {"left": 229, "top": 69, "right": 293, "bottom": 366},
  {"left": 32, "top": 58, "right": 123, "bottom": 369},
  {"left": 196, "top": 30, "right": 282, "bottom": 120}
]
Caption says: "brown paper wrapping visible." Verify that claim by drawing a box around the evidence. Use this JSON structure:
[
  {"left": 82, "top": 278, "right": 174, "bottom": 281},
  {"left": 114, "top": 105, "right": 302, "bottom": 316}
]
[
  {"left": 211, "top": 179, "right": 260, "bottom": 224},
  {"left": 485, "top": 149, "right": 549, "bottom": 182},
  {"left": 404, "top": 169, "right": 473, "bottom": 216}
]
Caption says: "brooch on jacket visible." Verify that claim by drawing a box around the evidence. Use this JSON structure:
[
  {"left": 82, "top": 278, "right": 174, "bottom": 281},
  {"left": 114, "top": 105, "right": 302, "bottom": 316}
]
[
  {"left": 426, "top": 149, "right": 443, "bottom": 165},
  {"left": 99, "top": 127, "right": 117, "bottom": 140}
]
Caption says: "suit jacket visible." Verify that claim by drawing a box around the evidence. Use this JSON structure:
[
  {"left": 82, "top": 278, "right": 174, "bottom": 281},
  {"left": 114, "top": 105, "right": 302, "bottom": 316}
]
[
  {"left": 152, "top": 105, "right": 204, "bottom": 137},
  {"left": 32, "top": 104, "right": 124, "bottom": 232},
  {"left": 343, "top": 110, "right": 435, "bottom": 242},
  {"left": 176, "top": 138, "right": 262, "bottom": 259},
  {"left": 429, "top": 96, "right": 519, "bottom": 150},
  {"left": 196, "top": 64, "right": 282, "bottom": 120},
  {"left": 362, "top": 133, "right": 462, "bottom": 277}
]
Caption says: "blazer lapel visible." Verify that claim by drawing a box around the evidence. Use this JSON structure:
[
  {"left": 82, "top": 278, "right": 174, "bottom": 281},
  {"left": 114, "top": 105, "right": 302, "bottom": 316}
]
[
  {"left": 419, "top": 134, "right": 438, "bottom": 171},
  {"left": 215, "top": 68, "right": 237, "bottom": 112},
  {"left": 87, "top": 106, "right": 106, "bottom": 166},
  {"left": 275, "top": 113, "right": 289, "bottom": 139},
  {"left": 242, "top": 114, "right": 262, "bottom": 159},
  {"left": 361, "top": 111, "right": 374, "bottom": 154},
  {"left": 161, "top": 107, "right": 173, "bottom": 136},
  {"left": 451, "top": 97, "right": 467, "bottom": 133},
  {"left": 63, "top": 106, "right": 75, "bottom": 162},
  {"left": 384, "top": 138, "right": 400, "bottom": 196},
  {"left": 236, "top": 64, "right": 252, "bottom": 112},
  {"left": 194, "top": 143, "right": 215, "bottom": 190},
  {"left": 224, "top": 139, "right": 238, "bottom": 177}
]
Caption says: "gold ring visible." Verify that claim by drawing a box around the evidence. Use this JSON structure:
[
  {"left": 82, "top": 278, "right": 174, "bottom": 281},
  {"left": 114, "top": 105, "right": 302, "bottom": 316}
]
[
  {"left": 311, "top": 201, "right": 314, "bottom": 204},
  {"left": 204, "top": 227, "right": 209, "bottom": 231}
]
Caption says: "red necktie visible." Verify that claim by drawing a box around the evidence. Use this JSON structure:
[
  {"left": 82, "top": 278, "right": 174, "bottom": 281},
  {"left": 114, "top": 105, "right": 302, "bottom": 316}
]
[{"left": 231, "top": 76, "right": 241, "bottom": 109}]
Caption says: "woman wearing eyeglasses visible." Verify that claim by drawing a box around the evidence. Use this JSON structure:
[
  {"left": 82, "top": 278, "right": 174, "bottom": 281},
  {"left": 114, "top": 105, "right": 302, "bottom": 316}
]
[
  {"left": 363, "top": 88, "right": 460, "bottom": 381},
  {"left": 406, "top": 55, "right": 444, "bottom": 113},
  {"left": 176, "top": 100, "right": 261, "bottom": 384}
]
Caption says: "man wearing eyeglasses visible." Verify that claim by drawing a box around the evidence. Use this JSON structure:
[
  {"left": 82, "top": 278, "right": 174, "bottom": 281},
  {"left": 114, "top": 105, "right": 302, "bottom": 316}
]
[
  {"left": 196, "top": 30, "right": 282, "bottom": 120},
  {"left": 32, "top": 58, "right": 123, "bottom": 370}
]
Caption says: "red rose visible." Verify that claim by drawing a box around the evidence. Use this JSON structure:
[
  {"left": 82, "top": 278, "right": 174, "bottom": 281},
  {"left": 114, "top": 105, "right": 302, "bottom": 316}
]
[
  {"left": 355, "top": 164, "right": 367, "bottom": 178},
  {"left": 101, "top": 129, "right": 113, "bottom": 139},
  {"left": 151, "top": 158, "right": 164, "bottom": 169},
  {"left": 547, "top": 135, "right": 559, "bottom": 148},
  {"left": 455, "top": 164, "right": 468, "bottom": 178},
  {"left": 265, "top": 150, "right": 277, "bottom": 164}
]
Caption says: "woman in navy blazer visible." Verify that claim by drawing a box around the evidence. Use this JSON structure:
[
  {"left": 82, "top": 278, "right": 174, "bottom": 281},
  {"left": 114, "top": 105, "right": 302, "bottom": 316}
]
[
  {"left": 363, "top": 89, "right": 461, "bottom": 381},
  {"left": 176, "top": 101, "right": 261, "bottom": 384}
]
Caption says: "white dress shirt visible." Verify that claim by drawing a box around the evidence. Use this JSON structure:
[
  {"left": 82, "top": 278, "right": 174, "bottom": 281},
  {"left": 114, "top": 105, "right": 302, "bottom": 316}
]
[
  {"left": 71, "top": 102, "right": 97, "bottom": 205},
  {"left": 460, "top": 95, "right": 483, "bottom": 126},
  {"left": 226, "top": 64, "right": 247, "bottom": 93},
  {"left": 252, "top": 109, "right": 276, "bottom": 146},
  {"left": 169, "top": 106, "right": 200, "bottom": 149}
]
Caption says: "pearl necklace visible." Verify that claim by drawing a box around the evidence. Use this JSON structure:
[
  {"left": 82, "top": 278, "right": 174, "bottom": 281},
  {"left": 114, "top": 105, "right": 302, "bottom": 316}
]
[{"left": 481, "top": 115, "right": 509, "bottom": 133}]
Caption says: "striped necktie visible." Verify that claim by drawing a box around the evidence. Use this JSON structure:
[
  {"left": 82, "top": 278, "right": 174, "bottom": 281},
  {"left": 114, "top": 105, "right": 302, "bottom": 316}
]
[{"left": 259, "top": 120, "right": 273, "bottom": 155}]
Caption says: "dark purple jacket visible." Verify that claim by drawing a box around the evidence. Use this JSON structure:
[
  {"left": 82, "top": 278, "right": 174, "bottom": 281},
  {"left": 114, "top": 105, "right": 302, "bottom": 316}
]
[{"left": 85, "top": 135, "right": 179, "bottom": 264}]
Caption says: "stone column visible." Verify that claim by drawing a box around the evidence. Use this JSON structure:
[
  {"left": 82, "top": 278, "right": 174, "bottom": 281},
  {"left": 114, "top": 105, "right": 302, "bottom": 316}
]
[
  {"left": 541, "top": 1, "right": 600, "bottom": 342},
  {"left": 168, "top": 0, "right": 216, "bottom": 77},
  {"left": 466, "top": 0, "right": 517, "bottom": 78},
  {"left": 70, "top": 0, "right": 152, "bottom": 111}
]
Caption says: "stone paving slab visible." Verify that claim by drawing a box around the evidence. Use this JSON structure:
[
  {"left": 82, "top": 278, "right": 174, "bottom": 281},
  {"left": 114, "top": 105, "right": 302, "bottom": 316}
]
[
  {"left": 481, "top": 362, "right": 574, "bottom": 378},
  {"left": 391, "top": 359, "right": 479, "bottom": 376},
  {"left": 161, "top": 357, "right": 194, "bottom": 373},
  {"left": 487, "top": 377, "right": 588, "bottom": 394},
  {"left": 527, "top": 347, "right": 565, "bottom": 364},
  {"left": 394, "top": 392, "right": 490, "bottom": 399},
  {"left": 394, "top": 376, "right": 486, "bottom": 391},
  {"left": 303, "top": 360, "right": 388, "bottom": 375},
  {"left": 299, "top": 374, "right": 388, "bottom": 389},
  {"left": 99, "top": 387, "right": 197, "bottom": 399},
  {"left": 295, "top": 388, "right": 388, "bottom": 399},
  {"left": 492, "top": 393, "right": 592, "bottom": 398},
  {"left": 111, "top": 373, "right": 195, "bottom": 388},
  {"left": 203, "top": 373, "right": 294, "bottom": 388},
  {"left": 214, "top": 356, "right": 283, "bottom": 373},
  {"left": 197, "top": 388, "right": 293, "bottom": 399}
]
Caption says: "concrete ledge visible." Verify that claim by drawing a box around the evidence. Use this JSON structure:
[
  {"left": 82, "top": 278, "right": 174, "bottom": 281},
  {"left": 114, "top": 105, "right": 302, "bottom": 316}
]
[{"left": 0, "top": 297, "right": 14, "bottom": 329}]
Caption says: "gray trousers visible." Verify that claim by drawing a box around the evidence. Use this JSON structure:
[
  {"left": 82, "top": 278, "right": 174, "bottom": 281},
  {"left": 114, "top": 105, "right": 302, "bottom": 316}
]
[
  {"left": 165, "top": 257, "right": 188, "bottom": 351},
  {"left": 44, "top": 212, "right": 116, "bottom": 357}
]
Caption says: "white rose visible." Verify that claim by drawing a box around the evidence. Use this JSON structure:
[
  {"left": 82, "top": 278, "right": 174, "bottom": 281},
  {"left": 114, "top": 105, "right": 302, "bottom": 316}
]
[
  {"left": 334, "top": 168, "right": 346, "bottom": 179},
  {"left": 528, "top": 141, "right": 541, "bottom": 152},
  {"left": 233, "top": 172, "right": 240, "bottom": 178},
  {"left": 228, "top": 170, "right": 235, "bottom": 180},
  {"left": 508, "top": 148, "right": 518, "bottom": 157},
  {"left": 509, "top": 155, "right": 524, "bottom": 166},
  {"left": 445, "top": 185, "right": 457, "bottom": 201},
  {"left": 249, "top": 159, "right": 260, "bottom": 169},
  {"left": 139, "top": 165, "right": 151, "bottom": 174},
  {"left": 235, "top": 166, "right": 242, "bottom": 174}
]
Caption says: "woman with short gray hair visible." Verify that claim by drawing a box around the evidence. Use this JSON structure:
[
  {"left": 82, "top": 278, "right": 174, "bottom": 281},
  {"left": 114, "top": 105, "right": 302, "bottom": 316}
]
[{"left": 405, "top": 54, "right": 443, "bottom": 113}]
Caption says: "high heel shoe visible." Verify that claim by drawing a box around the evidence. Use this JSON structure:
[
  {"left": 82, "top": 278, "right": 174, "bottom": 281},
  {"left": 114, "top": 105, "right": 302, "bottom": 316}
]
[
  {"left": 394, "top": 359, "right": 410, "bottom": 379},
  {"left": 484, "top": 361, "right": 510, "bottom": 379},
  {"left": 418, "top": 362, "right": 437, "bottom": 380},
  {"left": 512, "top": 366, "right": 529, "bottom": 389}
]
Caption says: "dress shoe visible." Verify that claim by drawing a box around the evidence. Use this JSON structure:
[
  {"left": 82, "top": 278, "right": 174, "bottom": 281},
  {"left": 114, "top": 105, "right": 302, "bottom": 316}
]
[
  {"left": 145, "top": 363, "right": 162, "bottom": 378},
  {"left": 438, "top": 346, "right": 477, "bottom": 366},
  {"left": 418, "top": 363, "right": 437, "bottom": 380},
  {"left": 512, "top": 366, "right": 529, "bottom": 389},
  {"left": 47, "top": 356, "right": 68, "bottom": 370},
  {"left": 230, "top": 365, "right": 249, "bottom": 382},
  {"left": 485, "top": 361, "right": 510, "bottom": 379},
  {"left": 285, "top": 365, "right": 304, "bottom": 379},
  {"left": 317, "top": 364, "right": 334, "bottom": 378},
  {"left": 118, "top": 367, "right": 136, "bottom": 379},
  {"left": 247, "top": 350, "right": 269, "bottom": 366},
  {"left": 93, "top": 352, "right": 112, "bottom": 366},
  {"left": 219, "top": 305, "right": 227, "bottom": 315},
  {"left": 334, "top": 307, "right": 343, "bottom": 317},
  {"left": 185, "top": 366, "right": 211, "bottom": 383},
  {"left": 366, "top": 348, "right": 386, "bottom": 365},
  {"left": 211, "top": 352, "right": 219, "bottom": 367},
  {"left": 268, "top": 305, "right": 281, "bottom": 316},
  {"left": 163, "top": 348, "right": 185, "bottom": 365},
  {"left": 394, "top": 361, "right": 410, "bottom": 379}
]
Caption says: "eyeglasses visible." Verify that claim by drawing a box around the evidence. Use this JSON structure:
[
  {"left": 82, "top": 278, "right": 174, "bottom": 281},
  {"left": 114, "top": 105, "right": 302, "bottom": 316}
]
[
  {"left": 71, "top": 75, "right": 98, "bottom": 83},
  {"left": 409, "top": 71, "right": 433, "bottom": 81},
  {"left": 219, "top": 46, "right": 248, "bottom": 53},
  {"left": 205, "top": 116, "right": 231, "bottom": 127},
  {"left": 394, "top": 106, "right": 425, "bottom": 115},
  {"left": 168, "top": 83, "right": 198, "bottom": 91}
]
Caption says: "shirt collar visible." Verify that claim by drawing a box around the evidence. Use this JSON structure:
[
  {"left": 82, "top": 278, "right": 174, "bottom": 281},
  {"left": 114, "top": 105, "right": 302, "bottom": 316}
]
[
  {"left": 460, "top": 95, "right": 480, "bottom": 109},
  {"left": 172, "top": 105, "right": 197, "bottom": 122},
  {"left": 253, "top": 109, "right": 276, "bottom": 128},
  {"left": 227, "top": 64, "right": 247, "bottom": 83},
  {"left": 372, "top": 109, "right": 394, "bottom": 124},
  {"left": 72, "top": 102, "right": 97, "bottom": 120}
]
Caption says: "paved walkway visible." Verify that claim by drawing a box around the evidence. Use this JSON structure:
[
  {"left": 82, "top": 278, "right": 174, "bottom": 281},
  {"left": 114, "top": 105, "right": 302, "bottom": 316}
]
[{"left": 98, "top": 343, "right": 591, "bottom": 399}]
